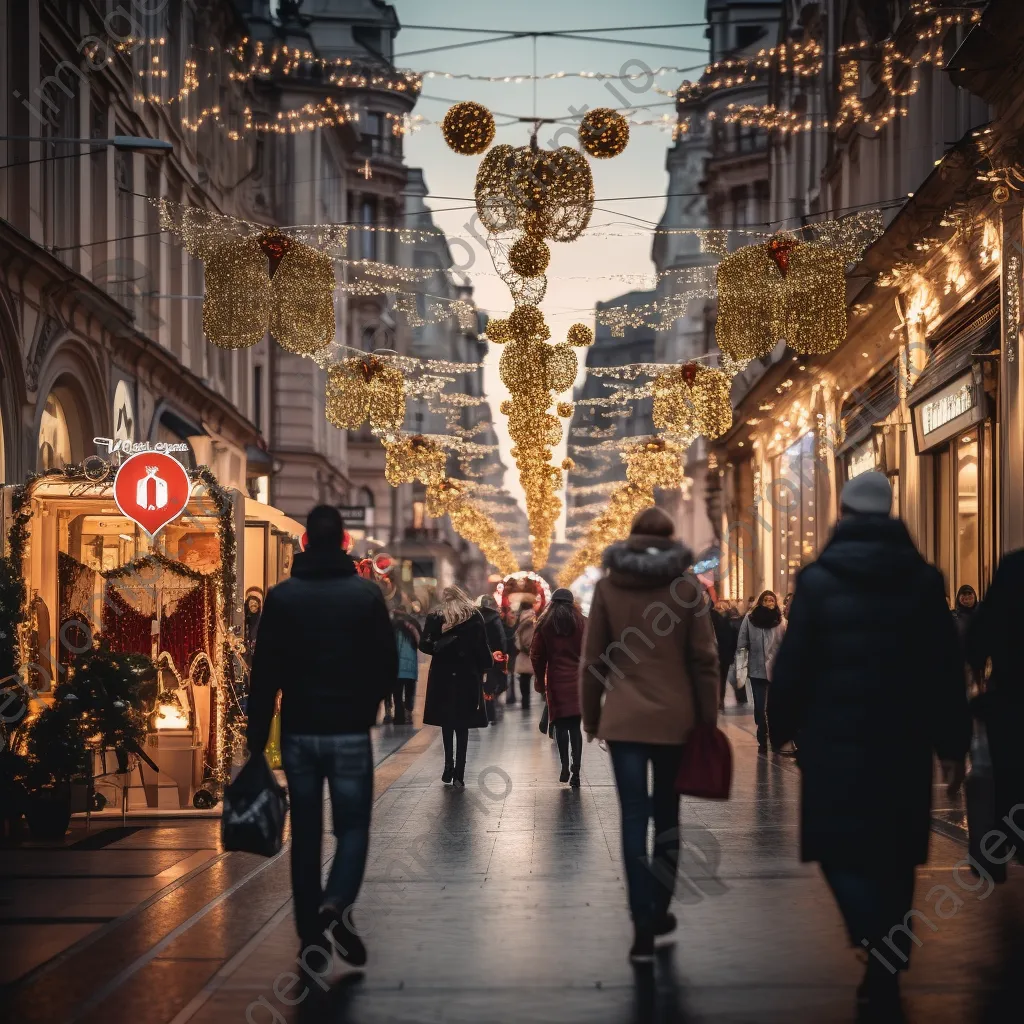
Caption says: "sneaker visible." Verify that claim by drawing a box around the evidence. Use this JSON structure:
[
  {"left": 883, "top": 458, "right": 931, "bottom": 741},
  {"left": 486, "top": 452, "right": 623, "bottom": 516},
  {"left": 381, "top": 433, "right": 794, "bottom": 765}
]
[
  {"left": 569, "top": 772, "right": 580, "bottom": 788},
  {"left": 559, "top": 765, "right": 570, "bottom": 783},
  {"left": 653, "top": 911, "right": 677, "bottom": 937},
  {"left": 442, "top": 763, "right": 454, "bottom": 784},
  {"left": 319, "top": 906, "right": 367, "bottom": 967},
  {"left": 629, "top": 929, "right": 655, "bottom": 963}
]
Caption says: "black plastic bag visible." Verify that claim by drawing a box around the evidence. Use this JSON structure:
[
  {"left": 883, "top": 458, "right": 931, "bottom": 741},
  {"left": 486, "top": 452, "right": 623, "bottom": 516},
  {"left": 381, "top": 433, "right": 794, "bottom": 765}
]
[{"left": 221, "top": 753, "right": 288, "bottom": 857}]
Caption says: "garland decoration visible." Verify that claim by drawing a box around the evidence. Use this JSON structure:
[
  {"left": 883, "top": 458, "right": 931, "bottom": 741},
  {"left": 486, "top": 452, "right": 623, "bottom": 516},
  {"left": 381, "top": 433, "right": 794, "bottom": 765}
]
[
  {"left": 652, "top": 363, "right": 733, "bottom": 440},
  {"left": 326, "top": 356, "right": 406, "bottom": 434},
  {"left": 384, "top": 434, "right": 447, "bottom": 487}
]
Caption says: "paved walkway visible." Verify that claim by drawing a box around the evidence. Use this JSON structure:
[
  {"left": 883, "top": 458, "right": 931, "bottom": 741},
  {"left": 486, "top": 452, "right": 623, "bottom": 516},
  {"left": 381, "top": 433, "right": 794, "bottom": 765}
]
[{"left": 2, "top": 699, "right": 1021, "bottom": 1024}]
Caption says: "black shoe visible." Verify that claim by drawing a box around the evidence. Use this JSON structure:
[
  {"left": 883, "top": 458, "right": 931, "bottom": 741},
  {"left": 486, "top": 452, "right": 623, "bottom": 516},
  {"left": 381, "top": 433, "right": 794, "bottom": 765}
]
[
  {"left": 559, "top": 765, "right": 570, "bottom": 783},
  {"left": 442, "top": 762, "right": 454, "bottom": 784},
  {"left": 653, "top": 911, "right": 677, "bottom": 937},
  {"left": 569, "top": 772, "right": 580, "bottom": 789},
  {"left": 319, "top": 905, "right": 367, "bottom": 967},
  {"left": 452, "top": 776, "right": 465, "bottom": 789},
  {"left": 629, "top": 928, "right": 655, "bottom": 962},
  {"left": 298, "top": 943, "right": 332, "bottom": 976}
]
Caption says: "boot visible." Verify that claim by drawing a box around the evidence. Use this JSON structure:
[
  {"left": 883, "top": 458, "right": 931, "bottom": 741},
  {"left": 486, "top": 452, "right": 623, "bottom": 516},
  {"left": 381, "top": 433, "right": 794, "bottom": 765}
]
[
  {"left": 453, "top": 760, "right": 466, "bottom": 788},
  {"left": 569, "top": 769, "right": 580, "bottom": 788},
  {"left": 442, "top": 762, "right": 454, "bottom": 784},
  {"left": 559, "top": 763, "right": 570, "bottom": 784}
]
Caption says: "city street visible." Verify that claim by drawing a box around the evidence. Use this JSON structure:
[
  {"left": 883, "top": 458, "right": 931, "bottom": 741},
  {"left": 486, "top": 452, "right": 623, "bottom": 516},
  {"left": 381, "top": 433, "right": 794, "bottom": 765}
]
[{"left": 2, "top": 700, "right": 1015, "bottom": 1024}]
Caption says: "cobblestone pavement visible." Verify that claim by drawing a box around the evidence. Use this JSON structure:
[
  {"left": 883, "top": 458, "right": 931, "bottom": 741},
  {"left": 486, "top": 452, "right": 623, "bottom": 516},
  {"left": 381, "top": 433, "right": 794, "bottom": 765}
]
[{"left": 1, "top": 699, "right": 1021, "bottom": 1024}]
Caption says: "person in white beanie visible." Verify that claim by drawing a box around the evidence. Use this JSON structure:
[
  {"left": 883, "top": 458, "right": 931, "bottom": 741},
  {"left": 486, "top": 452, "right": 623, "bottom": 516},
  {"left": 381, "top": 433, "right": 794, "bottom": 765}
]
[{"left": 768, "top": 471, "right": 970, "bottom": 1021}]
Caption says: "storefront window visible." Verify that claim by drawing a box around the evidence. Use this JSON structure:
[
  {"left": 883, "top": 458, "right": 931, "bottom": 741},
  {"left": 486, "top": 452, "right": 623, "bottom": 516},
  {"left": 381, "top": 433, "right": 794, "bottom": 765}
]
[
  {"left": 771, "top": 434, "right": 816, "bottom": 594},
  {"left": 956, "top": 432, "right": 980, "bottom": 595},
  {"left": 38, "top": 393, "right": 72, "bottom": 470}
]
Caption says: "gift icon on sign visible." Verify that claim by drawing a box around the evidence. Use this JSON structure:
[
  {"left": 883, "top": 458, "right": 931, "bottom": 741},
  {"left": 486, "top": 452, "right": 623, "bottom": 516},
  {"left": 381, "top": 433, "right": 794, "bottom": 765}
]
[{"left": 114, "top": 451, "right": 191, "bottom": 537}]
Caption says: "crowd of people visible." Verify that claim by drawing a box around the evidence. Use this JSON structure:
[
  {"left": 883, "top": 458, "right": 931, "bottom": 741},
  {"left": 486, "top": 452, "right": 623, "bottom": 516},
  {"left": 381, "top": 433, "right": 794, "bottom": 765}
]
[{"left": 243, "top": 474, "right": 1023, "bottom": 1021}]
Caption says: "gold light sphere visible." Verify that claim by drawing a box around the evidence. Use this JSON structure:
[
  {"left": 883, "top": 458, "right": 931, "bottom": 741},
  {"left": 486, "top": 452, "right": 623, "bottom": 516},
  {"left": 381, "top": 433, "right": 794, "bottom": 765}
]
[
  {"left": 486, "top": 317, "right": 511, "bottom": 343},
  {"left": 500, "top": 399, "right": 513, "bottom": 415},
  {"left": 579, "top": 107, "right": 630, "bottom": 159},
  {"left": 441, "top": 101, "right": 496, "bottom": 155},
  {"left": 566, "top": 323, "right": 594, "bottom": 347},
  {"left": 508, "top": 304, "right": 548, "bottom": 341},
  {"left": 508, "top": 236, "right": 550, "bottom": 278},
  {"left": 557, "top": 401, "right": 574, "bottom": 418},
  {"left": 499, "top": 339, "right": 547, "bottom": 392},
  {"left": 545, "top": 343, "right": 578, "bottom": 393},
  {"left": 561, "top": 458, "right": 575, "bottom": 472}
]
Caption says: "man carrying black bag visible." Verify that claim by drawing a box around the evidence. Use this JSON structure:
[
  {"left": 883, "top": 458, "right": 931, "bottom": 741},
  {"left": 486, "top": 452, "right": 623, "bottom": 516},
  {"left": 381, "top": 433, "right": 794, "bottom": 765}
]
[{"left": 246, "top": 505, "right": 397, "bottom": 971}]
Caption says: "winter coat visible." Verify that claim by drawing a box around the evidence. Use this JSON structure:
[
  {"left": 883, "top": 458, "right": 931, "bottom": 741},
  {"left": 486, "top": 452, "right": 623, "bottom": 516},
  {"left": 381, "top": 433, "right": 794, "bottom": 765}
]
[
  {"left": 420, "top": 611, "right": 491, "bottom": 729},
  {"left": 246, "top": 548, "right": 397, "bottom": 753},
  {"left": 395, "top": 626, "right": 419, "bottom": 680},
  {"left": 736, "top": 611, "right": 786, "bottom": 681},
  {"left": 530, "top": 609, "right": 585, "bottom": 721},
  {"left": 710, "top": 608, "right": 737, "bottom": 680},
  {"left": 478, "top": 606, "right": 508, "bottom": 697},
  {"left": 967, "top": 549, "right": 1024, "bottom": 845},
  {"left": 769, "top": 515, "right": 971, "bottom": 868},
  {"left": 579, "top": 534, "right": 720, "bottom": 744},
  {"left": 514, "top": 613, "right": 536, "bottom": 674}
]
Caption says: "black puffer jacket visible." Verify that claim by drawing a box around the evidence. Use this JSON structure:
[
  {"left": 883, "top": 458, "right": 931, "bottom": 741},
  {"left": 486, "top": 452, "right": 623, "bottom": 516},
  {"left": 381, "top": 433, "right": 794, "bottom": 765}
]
[
  {"left": 770, "top": 515, "right": 970, "bottom": 867},
  {"left": 246, "top": 548, "right": 397, "bottom": 752}
]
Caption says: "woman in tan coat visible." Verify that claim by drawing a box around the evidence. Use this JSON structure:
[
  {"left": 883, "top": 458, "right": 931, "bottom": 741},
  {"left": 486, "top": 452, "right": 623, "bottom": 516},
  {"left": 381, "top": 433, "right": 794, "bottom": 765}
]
[
  {"left": 580, "top": 507, "right": 720, "bottom": 962},
  {"left": 513, "top": 606, "right": 536, "bottom": 711}
]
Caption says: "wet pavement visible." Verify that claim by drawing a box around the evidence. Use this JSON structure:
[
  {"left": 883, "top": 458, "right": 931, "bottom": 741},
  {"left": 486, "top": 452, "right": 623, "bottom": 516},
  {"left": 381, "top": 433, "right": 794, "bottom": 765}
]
[{"left": 1, "top": 697, "right": 1020, "bottom": 1024}]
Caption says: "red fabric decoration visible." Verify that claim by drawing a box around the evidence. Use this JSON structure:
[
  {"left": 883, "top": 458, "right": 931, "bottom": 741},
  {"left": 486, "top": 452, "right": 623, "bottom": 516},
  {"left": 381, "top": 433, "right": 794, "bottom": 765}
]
[
  {"left": 102, "top": 587, "right": 154, "bottom": 656},
  {"left": 159, "top": 582, "right": 212, "bottom": 677},
  {"left": 767, "top": 236, "right": 799, "bottom": 277},
  {"left": 680, "top": 362, "right": 698, "bottom": 385},
  {"left": 258, "top": 231, "right": 292, "bottom": 277},
  {"left": 675, "top": 723, "right": 733, "bottom": 800}
]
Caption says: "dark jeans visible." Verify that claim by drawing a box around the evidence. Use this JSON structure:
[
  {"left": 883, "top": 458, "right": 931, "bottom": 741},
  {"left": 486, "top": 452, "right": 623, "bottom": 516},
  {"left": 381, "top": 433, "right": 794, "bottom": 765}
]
[
  {"left": 281, "top": 733, "right": 373, "bottom": 945},
  {"left": 395, "top": 677, "right": 416, "bottom": 724},
  {"left": 751, "top": 678, "right": 770, "bottom": 748},
  {"left": 442, "top": 726, "right": 469, "bottom": 774},
  {"left": 554, "top": 714, "right": 582, "bottom": 773},
  {"left": 821, "top": 864, "right": 917, "bottom": 971},
  {"left": 608, "top": 740, "right": 685, "bottom": 930}
]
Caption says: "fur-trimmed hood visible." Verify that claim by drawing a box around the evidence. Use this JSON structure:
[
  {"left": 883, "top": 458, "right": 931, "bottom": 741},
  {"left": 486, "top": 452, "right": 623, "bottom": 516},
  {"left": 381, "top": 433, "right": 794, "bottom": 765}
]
[{"left": 602, "top": 534, "right": 694, "bottom": 590}]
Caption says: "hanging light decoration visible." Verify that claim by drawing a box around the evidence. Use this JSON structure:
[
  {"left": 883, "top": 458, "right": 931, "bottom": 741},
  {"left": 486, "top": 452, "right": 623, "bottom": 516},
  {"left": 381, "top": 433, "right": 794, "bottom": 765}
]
[
  {"left": 384, "top": 434, "right": 447, "bottom": 486},
  {"left": 202, "top": 238, "right": 271, "bottom": 349},
  {"left": 326, "top": 356, "right": 406, "bottom": 434},
  {"left": 566, "top": 323, "right": 595, "bottom": 347},
  {"left": 652, "top": 363, "right": 733, "bottom": 440},
  {"left": 269, "top": 241, "right": 337, "bottom": 356},
  {"left": 441, "top": 101, "right": 497, "bottom": 155},
  {"left": 508, "top": 235, "right": 551, "bottom": 277},
  {"left": 578, "top": 107, "right": 630, "bottom": 159}
]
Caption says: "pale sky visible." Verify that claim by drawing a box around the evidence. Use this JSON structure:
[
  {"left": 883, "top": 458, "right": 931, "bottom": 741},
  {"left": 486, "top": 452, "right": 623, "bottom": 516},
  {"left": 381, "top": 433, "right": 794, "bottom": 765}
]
[{"left": 391, "top": 1, "right": 709, "bottom": 536}]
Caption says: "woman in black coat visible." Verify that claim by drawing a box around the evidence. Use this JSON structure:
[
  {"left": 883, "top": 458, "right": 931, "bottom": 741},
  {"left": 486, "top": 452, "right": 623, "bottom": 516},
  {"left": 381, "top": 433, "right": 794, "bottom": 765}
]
[
  {"left": 420, "top": 586, "right": 492, "bottom": 787},
  {"left": 477, "top": 595, "right": 508, "bottom": 722}
]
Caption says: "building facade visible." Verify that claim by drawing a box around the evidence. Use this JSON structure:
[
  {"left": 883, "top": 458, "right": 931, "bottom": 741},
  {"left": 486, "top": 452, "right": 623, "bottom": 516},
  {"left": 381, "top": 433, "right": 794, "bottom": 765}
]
[{"left": 710, "top": 0, "right": 1023, "bottom": 605}]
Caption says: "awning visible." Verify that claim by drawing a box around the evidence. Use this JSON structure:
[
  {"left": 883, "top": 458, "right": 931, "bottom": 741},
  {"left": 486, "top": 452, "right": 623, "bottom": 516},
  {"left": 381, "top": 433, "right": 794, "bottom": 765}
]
[
  {"left": 244, "top": 497, "right": 304, "bottom": 539},
  {"left": 909, "top": 303, "right": 1000, "bottom": 405},
  {"left": 837, "top": 357, "right": 901, "bottom": 455}
]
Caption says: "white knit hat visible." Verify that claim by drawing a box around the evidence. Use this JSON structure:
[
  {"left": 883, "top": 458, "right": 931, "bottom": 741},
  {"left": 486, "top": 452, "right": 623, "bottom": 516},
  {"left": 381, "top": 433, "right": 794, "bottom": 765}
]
[{"left": 840, "top": 471, "right": 893, "bottom": 516}]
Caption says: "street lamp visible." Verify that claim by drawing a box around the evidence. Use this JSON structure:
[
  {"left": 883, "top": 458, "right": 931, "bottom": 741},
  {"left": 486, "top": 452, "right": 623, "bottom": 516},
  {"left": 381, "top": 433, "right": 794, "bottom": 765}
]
[{"left": 0, "top": 134, "right": 173, "bottom": 169}]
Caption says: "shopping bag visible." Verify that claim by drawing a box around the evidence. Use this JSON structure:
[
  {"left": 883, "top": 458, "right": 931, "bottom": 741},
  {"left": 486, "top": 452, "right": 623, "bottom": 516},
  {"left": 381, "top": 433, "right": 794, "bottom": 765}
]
[
  {"left": 676, "top": 723, "right": 733, "bottom": 800},
  {"left": 221, "top": 752, "right": 288, "bottom": 857},
  {"left": 733, "top": 650, "right": 749, "bottom": 694},
  {"left": 965, "top": 721, "right": 1008, "bottom": 884},
  {"left": 538, "top": 704, "right": 549, "bottom": 734}
]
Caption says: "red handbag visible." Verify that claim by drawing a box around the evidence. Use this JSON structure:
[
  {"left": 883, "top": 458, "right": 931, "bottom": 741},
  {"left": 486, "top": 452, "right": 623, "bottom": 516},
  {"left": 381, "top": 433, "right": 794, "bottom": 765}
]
[{"left": 675, "top": 722, "right": 733, "bottom": 800}]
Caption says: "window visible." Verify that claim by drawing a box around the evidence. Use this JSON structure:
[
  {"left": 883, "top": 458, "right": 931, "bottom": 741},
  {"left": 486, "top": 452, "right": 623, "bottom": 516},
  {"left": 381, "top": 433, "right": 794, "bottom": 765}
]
[
  {"left": 145, "top": 159, "right": 162, "bottom": 336},
  {"left": 360, "top": 197, "right": 377, "bottom": 260},
  {"left": 772, "top": 434, "right": 817, "bottom": 591},
  {"left": 40, "top": 49, "right": 81, "bottom": 262},
  {"left": 736, "top": 25, "right": 764, "bottom": 50},
  {"left": 114, "top": 136, "right": 134, "bottom": 309},
  {"left": 956, "top": 432, "right": 980, "bottom": 595},
  {"left": 38, "top": 393, "right": 72, "bottom": 470},
  {"left": 253, "top": 364, "right": 264, "bottom": 431},
  {"left": 91, "top": 99, "right": 109, "bottom": 265}
]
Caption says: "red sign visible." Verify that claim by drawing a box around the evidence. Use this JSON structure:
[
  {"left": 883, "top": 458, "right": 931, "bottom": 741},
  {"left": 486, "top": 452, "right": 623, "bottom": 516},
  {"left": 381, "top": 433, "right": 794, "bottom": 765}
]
[{"left": 113, "top": 451, "right": 191, "bottom": 537}]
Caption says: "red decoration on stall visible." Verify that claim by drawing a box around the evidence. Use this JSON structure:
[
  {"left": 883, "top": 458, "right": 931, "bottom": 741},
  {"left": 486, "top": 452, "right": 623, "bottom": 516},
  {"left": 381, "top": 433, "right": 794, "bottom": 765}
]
[
  {"left": 113, "top": 452, "right": 190, "bottom": 537},
  {"left": 767, "top": 236, "right": 799, "bottom": 277}
]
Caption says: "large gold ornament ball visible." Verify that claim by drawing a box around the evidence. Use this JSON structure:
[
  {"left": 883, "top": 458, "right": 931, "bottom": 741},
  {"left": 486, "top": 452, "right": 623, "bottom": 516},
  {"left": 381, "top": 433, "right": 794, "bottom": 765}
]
[
  {"left": 579, "top": 107, "right": 630, "bottom": 159},
  {"left": 499, "top": 339, "right": 547, "bottom": 392},
  {"left": 545, "top": 343, "right": 578, "bottom": 393},
  {"left": 508, "top": 304, "right": 549, "bottom": 341},
  {"left": 556, "top": 401, "right": 574, "bottom": 418},
  {"left": 508, "top": 236, "right": 551, "bottom": 278},
  {"left": 487, "top": 317, "right": 511, "bottom": 344},
  {"left": 441, "top": 101, "right": 496, "bottom": 155},
  {"left": 566, "top": 323, "right": 594, "bottom": 347}
]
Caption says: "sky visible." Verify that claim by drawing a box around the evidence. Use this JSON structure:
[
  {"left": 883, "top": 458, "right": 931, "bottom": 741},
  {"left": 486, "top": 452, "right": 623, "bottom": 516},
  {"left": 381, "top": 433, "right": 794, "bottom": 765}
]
[{"left": 390, "top": 0, "right": 710, "bottom": 536}]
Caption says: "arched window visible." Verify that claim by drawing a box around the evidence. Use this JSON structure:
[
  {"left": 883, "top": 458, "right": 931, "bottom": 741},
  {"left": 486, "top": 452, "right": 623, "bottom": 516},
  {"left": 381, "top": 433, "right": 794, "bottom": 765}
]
[{"left": 38, "top": 392, "right": 72, "bottom": 470}]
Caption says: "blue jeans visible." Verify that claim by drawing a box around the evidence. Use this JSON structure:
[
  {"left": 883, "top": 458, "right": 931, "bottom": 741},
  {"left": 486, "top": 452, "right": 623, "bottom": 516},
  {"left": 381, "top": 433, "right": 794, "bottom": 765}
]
[
  {"left": 281, "top": 733, "right": 373, "bottom": 944},
  {"left": 608, "top": 741, "right": 685, "bottom": 929}
]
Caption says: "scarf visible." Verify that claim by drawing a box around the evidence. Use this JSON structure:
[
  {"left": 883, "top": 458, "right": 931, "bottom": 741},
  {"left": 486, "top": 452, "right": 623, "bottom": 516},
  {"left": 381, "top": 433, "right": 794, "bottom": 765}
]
[{"left": 749, "top": 604, "right": 782, "bottom": 630}]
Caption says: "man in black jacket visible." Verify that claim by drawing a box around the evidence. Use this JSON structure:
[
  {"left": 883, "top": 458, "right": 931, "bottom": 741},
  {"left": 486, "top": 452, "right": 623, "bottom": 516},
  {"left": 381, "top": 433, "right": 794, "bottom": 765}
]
[
  {"left": 246, "top": 505, "right": 397, "bottom": 969},
  {"left": 770, "top": 472, "right": 970, "bottom": 1021}
]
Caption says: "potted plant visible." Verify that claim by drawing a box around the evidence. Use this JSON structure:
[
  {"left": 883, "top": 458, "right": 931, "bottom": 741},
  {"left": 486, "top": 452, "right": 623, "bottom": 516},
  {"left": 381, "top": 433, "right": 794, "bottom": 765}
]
[{"left": 24, "top": 646, "right": 156, "bottom": 839}]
